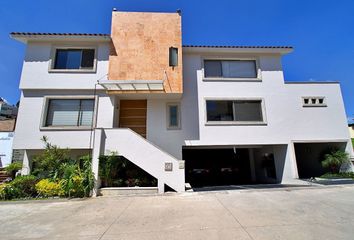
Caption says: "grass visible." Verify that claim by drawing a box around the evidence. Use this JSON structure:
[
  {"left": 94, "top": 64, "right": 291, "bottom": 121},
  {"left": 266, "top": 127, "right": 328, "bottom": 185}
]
[
  {"left": 352, "top": 138, "right": 354, "bottom": 148},
  {"left": 320, "top": 172, "right": 354, "bottom": 179}
]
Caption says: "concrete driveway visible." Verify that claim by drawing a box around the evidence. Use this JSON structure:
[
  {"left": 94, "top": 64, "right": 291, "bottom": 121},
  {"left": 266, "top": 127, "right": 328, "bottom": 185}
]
[{"left": 1, "top": 185, "right": 354, "bottom": 240}]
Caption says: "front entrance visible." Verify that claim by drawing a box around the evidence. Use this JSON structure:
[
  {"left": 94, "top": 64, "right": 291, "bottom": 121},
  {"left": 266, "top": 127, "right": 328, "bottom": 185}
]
[{"left": 119, "top": 100, "right": 147, "bottom": 138}]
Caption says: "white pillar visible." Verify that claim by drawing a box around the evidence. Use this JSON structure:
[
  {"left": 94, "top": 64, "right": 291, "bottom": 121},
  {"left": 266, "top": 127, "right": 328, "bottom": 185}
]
[
  {"left": 21, "top": 150, "right": 30, "bottom": 175},
  {"left": 92, "top": 129, "right": 105, "bottom": 197},
  {"left": 158, "top": 180, "right": 164, "bottom": 194}
]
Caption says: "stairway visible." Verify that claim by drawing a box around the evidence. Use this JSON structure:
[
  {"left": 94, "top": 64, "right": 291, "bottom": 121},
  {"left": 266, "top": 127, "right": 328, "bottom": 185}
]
[
  {"left": 0, "top": 168, "right": 10, "bottom": 184},
  {"left": 93, "top": 128, "right": 185, "bottom": 193}
]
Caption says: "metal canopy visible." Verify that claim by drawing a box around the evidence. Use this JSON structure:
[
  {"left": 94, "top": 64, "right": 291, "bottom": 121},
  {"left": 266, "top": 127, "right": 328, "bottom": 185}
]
[{"left": 99, "top": 80, "right": 164, "bottom": 91}]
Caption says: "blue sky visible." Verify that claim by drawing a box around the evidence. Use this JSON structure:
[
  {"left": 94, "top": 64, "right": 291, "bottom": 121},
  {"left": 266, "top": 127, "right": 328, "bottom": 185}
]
[{"left": 0, "top": 0, "right": 353, "bottom": 120}]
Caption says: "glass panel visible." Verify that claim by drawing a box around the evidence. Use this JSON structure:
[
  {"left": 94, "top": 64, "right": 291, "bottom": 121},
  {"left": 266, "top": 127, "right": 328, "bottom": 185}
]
[
  {"left": 234, "top": 101, "right": 263, "bottom": 121},
  {"left": 54, "top": 49, "right": 82, "bottom": 69},
  {"left": 81, "top": 49, "right": 95, "bottom": 68},
  {"left": 169, "top": 105, "right": 178, "bottom": 127},
  {"left": 54, "top": 50, "right": 68, "bottom": 69},
  {"left": 79, "top": 100, "right": 94, "bottom": 126},
  {"left": 46, "top": 100, "right": 80, "bottom": 126},
  {"left": 222, "top": 60, "right": 257, "bottom": 78},
  {"left": 204, "top": 60, "right": 222, "bottom": 77},
  {"left": 206, "top": 101, "right": 233, "bottom": 121}
]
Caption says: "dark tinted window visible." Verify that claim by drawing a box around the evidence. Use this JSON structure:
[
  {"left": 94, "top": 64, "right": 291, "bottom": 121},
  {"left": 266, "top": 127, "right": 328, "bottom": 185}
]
[
  {"left": 234, "top": 101, "right": 263, "bottom": 121},
  {"left": 204, "top": 60, "right": 257, "bottom": 78},
  {"left": 206, "top": 101, "right": 233, "bottom": 121},
  {"left": 54, "top": 49, "right": 95, "bottom": 70},
  {"left": 204, "top": 60, "right": 222, "bottom": 77}
]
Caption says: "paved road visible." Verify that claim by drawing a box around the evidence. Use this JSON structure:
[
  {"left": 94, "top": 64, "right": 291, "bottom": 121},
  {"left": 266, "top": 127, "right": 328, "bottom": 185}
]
[{"left": 1, "top": 185, "right": 354, "bottom": 240}]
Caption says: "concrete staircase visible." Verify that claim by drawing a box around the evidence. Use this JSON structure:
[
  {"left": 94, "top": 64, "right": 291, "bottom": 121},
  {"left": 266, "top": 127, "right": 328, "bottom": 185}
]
[
  {"left": 92, "top": 128, "right": 185, "bottom": 194},
  {"left": 0, "top": 168, "right": 10, "bottom": 184}
]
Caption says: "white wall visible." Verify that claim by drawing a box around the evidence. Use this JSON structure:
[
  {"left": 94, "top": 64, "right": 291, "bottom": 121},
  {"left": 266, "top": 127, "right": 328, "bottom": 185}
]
[
  {"left": 13, "top": 90, "right": 114, "bottom": 150},
  {"left": 0, "top": 132, "right": 14, "bottom": 167},
  {"left": 19, "top": 41, "right": 109, "bottom": 90},
  {"left": 182, "top": 53, "right": 351, "bottom": 147}
]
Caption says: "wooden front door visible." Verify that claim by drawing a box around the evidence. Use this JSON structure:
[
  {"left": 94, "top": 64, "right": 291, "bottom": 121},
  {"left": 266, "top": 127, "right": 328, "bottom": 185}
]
[{"left": 119, "top": 100, "right": 147, "bottom": 138}]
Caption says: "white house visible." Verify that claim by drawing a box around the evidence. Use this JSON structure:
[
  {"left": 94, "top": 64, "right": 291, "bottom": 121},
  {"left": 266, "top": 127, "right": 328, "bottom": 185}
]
[
  {"left": 0, "top": 98, "right": 17, "bottom": 120},
  {"left": 11, "top": 10, "right": 353, "bottom": 194}
]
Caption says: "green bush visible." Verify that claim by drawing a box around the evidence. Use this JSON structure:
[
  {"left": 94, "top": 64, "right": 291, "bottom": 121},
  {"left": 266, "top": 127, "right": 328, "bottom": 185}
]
[
  {"left": 0, "top": 175, "right": 38, "bottom": 200},
  {"left": 5, "top": 162, "right": 23, "bottom": 178},
  {"left": 321, "top": 150, "right": 350, "bottom": 173},
  {"left": 35, "top": 179, "right": 64, "bottom": 197}
]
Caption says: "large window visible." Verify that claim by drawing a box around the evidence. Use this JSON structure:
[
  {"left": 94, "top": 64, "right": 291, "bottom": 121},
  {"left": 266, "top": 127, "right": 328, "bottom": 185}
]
[
  {"left": 206, "top": 100, "right": 264, "bottom": 123},
  {"left": 45, "top": 99, "right": 94, "bottom": 127},
  {"left": 204, "top": 60, "right": 257, "bottom": 79},
  {"left": 53, "top": 49, "right": 95, "bottom": 70}
]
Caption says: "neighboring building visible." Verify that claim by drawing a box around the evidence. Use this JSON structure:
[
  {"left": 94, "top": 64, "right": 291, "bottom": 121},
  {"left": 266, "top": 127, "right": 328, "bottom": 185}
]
[
  {"left": 349, "top": 123, "right": 354, "bottom": 139},
  {"left": 11, "top": 10, "right": 354, "bottom": 193},
  {"left": 0, "top": 97, "right": 18, "bottom": 119},
  {"left": 0, "top": 119, "right": 15, "bottom": 167}
]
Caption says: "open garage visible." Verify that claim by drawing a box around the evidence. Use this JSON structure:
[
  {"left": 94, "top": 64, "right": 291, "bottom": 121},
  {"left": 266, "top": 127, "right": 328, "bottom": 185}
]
[
  {"left": 183, "top": 145, "right": 287, "bottom": 188},
  {"left": 294, "top": 142, "right": 348, "bottom": 179}
]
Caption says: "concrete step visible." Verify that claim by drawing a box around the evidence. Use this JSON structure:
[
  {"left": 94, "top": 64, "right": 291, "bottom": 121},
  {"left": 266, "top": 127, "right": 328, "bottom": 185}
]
[{"left": 99, "top": 187, "right": 158, "bottom": 196}]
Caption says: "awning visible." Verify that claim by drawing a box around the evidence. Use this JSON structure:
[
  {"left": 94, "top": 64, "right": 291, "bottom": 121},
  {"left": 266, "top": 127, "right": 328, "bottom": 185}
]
[{"left": 98, "top": 80, "right": 164, "bottom": 91}]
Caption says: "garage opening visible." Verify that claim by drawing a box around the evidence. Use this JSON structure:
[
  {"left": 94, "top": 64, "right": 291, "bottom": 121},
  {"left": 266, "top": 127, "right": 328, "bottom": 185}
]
[
  {"left": 183, "top": 145, "right": 287, "bottom": 188},
  {"left": 294, "top": 142, "right": 347, "bottom": 179}
]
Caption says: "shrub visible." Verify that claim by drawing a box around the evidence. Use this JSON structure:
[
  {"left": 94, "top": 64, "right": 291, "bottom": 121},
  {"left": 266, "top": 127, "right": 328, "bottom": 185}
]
[
  {"left": 321, "top": 150, "right": 350, "bottom": 173},
  {"left": 32, "top": 136, "right": 71, "bottom": 179},
  {"left": 0, "top": 175, "right": 38, "bottom": 200},
  {"left": 35, "top": 179, "right": 64, "bottom": 197},
  {"left": 10, "top": 175, "right": 38, "bottom": 198},
  {"left": 5, "top": 162, "right": 22, "bottom": 178}
]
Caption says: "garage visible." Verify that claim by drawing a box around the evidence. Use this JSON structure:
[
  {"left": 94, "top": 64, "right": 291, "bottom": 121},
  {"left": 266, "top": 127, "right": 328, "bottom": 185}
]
[
  {"left": 294, "top": 142, "right": 347, "bottom": 179},
  {"left": 183, "top": 145, "right": 287, "bottom": 188}
]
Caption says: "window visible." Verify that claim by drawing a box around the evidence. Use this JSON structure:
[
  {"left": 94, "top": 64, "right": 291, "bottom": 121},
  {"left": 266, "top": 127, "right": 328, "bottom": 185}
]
[
  {"left": 167, "top": 103, "right": 180, "bottom": 129},
  {"left": 53, "top": 49, "right": 95, "bottom": 70},
  {"left": 206, "top": 100, "right": 264, "bottom": 123},
  {"left": 45, "top": 99, "right": 94, "bottom": 127},
  {"left": 302, "top": 97, "right": 326, "bottom": 107},
  {"left": 204, "top": 60, "right": 257, "bottom": 79}
]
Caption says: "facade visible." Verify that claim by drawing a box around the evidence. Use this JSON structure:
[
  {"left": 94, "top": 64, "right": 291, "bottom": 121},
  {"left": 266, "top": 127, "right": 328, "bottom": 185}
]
[
  {"left": 0, "top": 119, "right": 15, "bottom": 167},
  {"left": 11, "top": 10, "right": 354, "bottom": 194},
  {"left": 0, "top": 98, "right": 17, "bottom": 120}
]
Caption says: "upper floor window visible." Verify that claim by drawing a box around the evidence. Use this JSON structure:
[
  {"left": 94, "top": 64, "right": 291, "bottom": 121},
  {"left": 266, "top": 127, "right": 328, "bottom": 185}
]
[
  {"left": 204, "top": 60, "right": 258, "bottom": 79},
  {"left": 45, "top": 99, "right": 94, "bottom": 127},
  {"left": 302, "top": 97, "right": 326, "bottom": 107},
  {"left": 206, "top": 99, "right": 265, "bottom": 124},
  {"left": 53, "top": 49, "right": 95, "bottom": 70}
]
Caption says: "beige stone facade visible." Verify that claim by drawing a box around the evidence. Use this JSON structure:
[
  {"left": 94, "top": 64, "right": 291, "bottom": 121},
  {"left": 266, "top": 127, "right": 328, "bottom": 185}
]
[{"left": 108, "top": 11, "right": 183, "bottom": 94}]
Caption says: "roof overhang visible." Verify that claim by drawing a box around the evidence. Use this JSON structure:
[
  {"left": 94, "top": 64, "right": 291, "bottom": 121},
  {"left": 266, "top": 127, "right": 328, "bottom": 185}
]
[
  {"left": 182, "top": 45, "right": 293, "bottom": 55},
  {"left": 10, "top": 32, "right": 111, "bottom": 43},
  {"left": 99, "top": 80, "right": 164, "bottom": 91}
]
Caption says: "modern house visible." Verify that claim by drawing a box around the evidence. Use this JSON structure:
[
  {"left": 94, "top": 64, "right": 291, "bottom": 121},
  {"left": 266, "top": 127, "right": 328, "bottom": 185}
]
[
  {"left": 11, "top": 10, "right": 354, "bottom": 194},
  {"left": 0, "top": 119, "right": 15, "bottom": 167}
]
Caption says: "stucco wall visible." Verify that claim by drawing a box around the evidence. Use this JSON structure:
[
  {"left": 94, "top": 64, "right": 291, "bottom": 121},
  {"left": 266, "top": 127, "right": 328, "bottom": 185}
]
[
  {"left": 19, "top": 41, "right": 109, "bottom": 90},
  {"left": 13, "top": 90, "right": 114, "bottom": 150},
  {"left": 109, "top": 11, "right": 183, "bottom": 93},
  {"left": 181, "top": 53, "right": 351, "bottom": 146}
]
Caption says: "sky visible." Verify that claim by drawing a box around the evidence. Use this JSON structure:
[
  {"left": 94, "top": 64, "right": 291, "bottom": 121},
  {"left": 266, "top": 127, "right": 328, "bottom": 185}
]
[{"left": 0, "top": 0, "right": 353, "bottom": 121}]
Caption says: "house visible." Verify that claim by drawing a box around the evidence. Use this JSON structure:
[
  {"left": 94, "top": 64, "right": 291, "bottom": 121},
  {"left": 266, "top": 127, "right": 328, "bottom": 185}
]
[
  {"left": 11, "top": 10, "right": 354, "bottom": 194},
  {"left": 0, "top": 119, "right": 16, "bottom": 167},
  {"left": 349, "top": 122, "right": 354, "bottom": 140},
  {"left": 0, "top": 97, "right": 17, "bottom": 120}
]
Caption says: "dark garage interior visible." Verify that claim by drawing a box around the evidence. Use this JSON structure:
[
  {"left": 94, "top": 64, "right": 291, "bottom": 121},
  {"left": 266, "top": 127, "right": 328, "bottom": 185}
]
[{"left": 183, "top": 146, "right": 282, "bottom": 188}]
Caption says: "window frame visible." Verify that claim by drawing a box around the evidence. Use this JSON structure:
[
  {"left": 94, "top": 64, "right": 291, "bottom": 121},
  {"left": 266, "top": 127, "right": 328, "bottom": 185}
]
[
  {"left": 202, "top": 57, "right": 262, "bottom": 81},
  {"left": 40, "top": 96, "right": 97, "bottom": 131},
  {"left": 166, "top": 102, "right": 181, "bottom": 130},
  {"left": 204, "top": 98, "right": 267, "bottom": 126},
  {"left": 49, "top": 45, "right": 98, "bottom": 73}
]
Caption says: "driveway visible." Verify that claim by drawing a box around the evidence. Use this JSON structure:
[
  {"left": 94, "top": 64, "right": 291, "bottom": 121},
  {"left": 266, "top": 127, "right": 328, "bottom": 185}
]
[{"left": 1, "top": 185, "right": 354, "bottom": 240}]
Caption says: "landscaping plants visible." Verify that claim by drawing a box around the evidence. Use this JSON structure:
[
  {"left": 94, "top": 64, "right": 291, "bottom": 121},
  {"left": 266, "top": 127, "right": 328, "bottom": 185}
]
[
  {"left": 0, "top": 136, "right": 95, "bottom": 200},
  {"left": 5, "top": 162, "right": 23, "bottom": 179},
  {"left": 321, "top": 149, "right": 350, "bottom": 174}
]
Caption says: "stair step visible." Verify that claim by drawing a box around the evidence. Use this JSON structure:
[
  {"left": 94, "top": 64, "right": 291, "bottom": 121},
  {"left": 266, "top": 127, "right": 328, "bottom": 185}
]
[{"left": 99, "top": 187, "right": 158, "bottom": 196}]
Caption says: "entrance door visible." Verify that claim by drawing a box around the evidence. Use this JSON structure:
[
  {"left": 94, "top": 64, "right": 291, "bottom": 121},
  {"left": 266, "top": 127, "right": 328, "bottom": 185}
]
[{"left": 119, "top": 100, "right": 147, "bottom": 138}]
